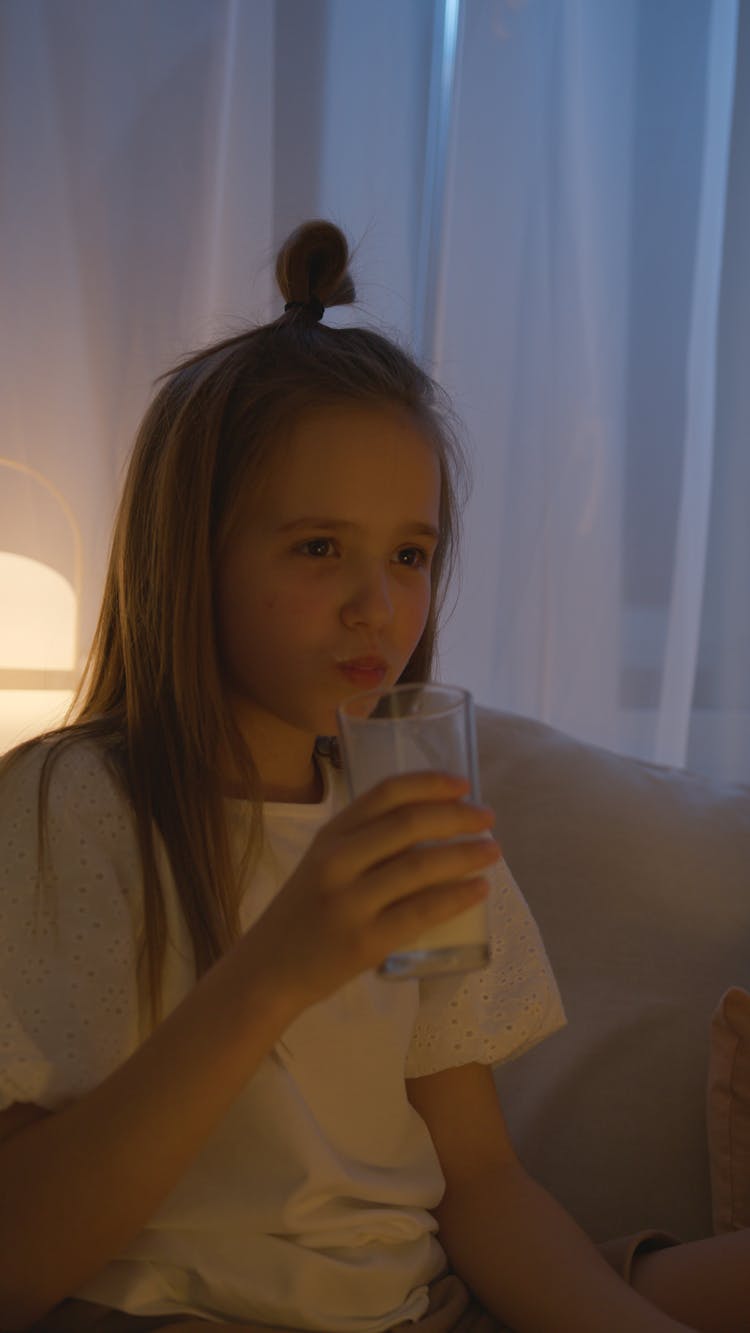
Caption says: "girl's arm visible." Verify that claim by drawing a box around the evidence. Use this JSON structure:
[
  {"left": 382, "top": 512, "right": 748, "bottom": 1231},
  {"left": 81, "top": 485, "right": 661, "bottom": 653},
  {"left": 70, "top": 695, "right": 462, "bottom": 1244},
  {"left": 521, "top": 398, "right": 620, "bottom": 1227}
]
[
  {"left": 408, "top": 1062, "right": 699, "bottom": 1333},
  {"left": 0, "top": 768, "right": 495, "bottom": 1328},
  {"left": 433, "top": 1159, "right": 697, "bottom": 1333},
  {"left": 0, "top": 931, "right": 300, "bottom": 1330}
]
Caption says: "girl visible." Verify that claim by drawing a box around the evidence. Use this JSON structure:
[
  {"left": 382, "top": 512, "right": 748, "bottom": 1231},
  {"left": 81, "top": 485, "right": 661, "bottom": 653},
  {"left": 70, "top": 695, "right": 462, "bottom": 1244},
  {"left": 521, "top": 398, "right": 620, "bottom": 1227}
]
[{"left": 0, "top": 221, "right": 747, "bottom": 1333}]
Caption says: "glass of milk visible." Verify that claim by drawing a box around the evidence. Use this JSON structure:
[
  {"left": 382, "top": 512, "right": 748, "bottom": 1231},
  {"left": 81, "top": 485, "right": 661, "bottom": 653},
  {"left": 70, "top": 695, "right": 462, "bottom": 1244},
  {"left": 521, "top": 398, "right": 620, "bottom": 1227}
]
[{"left": 336, "top": 683, "right": 491, "bottom": 980}]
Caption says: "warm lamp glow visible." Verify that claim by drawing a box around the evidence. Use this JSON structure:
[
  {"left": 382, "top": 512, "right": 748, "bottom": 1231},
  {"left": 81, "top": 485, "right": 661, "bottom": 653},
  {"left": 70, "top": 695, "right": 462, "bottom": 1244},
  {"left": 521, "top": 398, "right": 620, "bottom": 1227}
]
[
  {"left": 0, "top": 551, "right": 76, "bottom": 669},
  {"left": 0, "top": 552, "right": 77, "bottom": 753}
]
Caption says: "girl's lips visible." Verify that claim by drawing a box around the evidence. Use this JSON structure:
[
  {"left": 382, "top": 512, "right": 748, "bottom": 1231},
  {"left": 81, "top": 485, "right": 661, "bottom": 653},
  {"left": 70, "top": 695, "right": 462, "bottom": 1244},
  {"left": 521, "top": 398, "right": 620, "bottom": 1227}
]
[
  {"left": 337, "top": 662, "right": 387, "bottom": 682},
  {"left": 340, "top": 659, "right": 387, "bottom": 670}
]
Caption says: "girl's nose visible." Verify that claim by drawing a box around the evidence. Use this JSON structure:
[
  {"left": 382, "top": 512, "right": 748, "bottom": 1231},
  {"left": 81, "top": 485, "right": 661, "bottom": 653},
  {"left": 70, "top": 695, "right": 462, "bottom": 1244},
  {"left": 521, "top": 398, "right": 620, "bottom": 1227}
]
[{"left": 341, "top": 566, "right": 395, "bottom": 627}]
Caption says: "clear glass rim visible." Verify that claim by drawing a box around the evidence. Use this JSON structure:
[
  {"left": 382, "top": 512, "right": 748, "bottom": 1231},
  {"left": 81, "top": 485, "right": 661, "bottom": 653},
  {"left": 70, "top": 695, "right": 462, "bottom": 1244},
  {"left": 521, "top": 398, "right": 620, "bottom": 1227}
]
[{"left": 337, "top": 681, "right": 472, "bottom": 723}]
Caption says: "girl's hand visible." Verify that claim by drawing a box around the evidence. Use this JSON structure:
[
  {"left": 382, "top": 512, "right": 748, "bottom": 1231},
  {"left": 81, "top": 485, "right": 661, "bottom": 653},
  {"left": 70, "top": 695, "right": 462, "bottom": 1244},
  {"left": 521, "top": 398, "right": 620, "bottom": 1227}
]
[{"left": 245, "top": 771, "right": 501, "bottom": 1012}]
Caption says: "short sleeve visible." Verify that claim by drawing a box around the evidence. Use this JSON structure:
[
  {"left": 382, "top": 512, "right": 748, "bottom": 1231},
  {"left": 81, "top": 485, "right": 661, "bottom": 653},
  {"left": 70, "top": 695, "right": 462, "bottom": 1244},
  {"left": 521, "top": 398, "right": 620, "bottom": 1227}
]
[
  {"left": 0, "top": 739, "right": 142, "bottom": 1112},
  {"left": 404, "top": 858, "right": 566, "bottom": 1078}
]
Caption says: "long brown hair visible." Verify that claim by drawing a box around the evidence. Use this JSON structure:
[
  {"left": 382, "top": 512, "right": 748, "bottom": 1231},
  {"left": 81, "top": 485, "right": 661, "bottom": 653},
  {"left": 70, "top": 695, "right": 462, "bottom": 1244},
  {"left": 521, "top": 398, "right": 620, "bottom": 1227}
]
[{"left": 1, "top": 220, "right": 472, "bottom": 1030}]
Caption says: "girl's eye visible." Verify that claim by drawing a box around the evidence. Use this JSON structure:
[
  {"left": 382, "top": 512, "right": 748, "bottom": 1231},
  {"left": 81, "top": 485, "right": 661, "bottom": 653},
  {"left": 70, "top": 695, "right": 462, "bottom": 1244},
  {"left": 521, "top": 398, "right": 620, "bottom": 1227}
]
[
  {"left": 397, "top": 546, "right": 429, "bottom": 569},
  {"left": 299, "top": 538, "right": 335, "bottom": 558},
  {"left": 296, "top": 540, "right": 430, "bottom": 569}
]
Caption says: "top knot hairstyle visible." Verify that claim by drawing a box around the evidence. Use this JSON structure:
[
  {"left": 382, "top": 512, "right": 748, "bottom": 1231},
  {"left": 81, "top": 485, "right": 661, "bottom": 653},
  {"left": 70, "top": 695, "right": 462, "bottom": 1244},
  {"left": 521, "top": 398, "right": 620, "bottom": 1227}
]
[
  {"left": 5, "top": 219, "right": 472, "bottom": 1031},
  {"left": 276, "top": 219, "right": 355, "bottom": 322}
]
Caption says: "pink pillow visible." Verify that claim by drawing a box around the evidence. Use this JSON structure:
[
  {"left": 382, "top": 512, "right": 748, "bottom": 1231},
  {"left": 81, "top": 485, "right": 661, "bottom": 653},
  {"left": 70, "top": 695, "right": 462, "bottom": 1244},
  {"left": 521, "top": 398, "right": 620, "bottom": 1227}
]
[{"left": 707, "top": 987, "right": 750, "bottom": 1234}]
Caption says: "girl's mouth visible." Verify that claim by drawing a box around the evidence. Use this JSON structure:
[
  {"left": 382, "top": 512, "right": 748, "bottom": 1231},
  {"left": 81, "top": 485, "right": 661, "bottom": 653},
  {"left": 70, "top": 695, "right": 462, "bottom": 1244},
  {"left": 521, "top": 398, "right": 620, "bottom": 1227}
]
[{"left": 336, "top": 662, "right": 387, "bottom": 686}]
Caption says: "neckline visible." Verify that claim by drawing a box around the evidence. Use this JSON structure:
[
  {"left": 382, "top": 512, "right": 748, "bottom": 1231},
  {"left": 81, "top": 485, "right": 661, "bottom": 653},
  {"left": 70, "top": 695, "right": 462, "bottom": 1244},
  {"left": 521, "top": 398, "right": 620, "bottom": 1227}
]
[{"left": 224, "top": 754, "right": 340, "bottom": 813}]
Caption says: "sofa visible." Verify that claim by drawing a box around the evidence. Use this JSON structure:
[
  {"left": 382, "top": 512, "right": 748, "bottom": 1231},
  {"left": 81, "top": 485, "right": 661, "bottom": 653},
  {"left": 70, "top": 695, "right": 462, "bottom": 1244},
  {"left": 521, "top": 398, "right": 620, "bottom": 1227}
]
[{"left": 474, "top": 706, "right": 750, "bottom": 1247}]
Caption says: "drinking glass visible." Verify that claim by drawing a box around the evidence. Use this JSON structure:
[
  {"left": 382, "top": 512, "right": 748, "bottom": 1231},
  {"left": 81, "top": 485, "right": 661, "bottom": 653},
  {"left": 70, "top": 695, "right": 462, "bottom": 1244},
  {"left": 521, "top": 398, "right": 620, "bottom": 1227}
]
[{"left": 336, "top": 683, "right": 491, "bottom": 979}]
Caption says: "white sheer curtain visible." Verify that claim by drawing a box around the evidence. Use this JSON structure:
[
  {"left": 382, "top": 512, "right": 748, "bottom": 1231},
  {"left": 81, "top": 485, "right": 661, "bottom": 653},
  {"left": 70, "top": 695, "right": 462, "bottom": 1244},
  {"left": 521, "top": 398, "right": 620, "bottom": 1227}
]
[
  {"left": 1, "top": 0, "right": 747, "bottom": 783},
  {"left": 426, "top": 0, "right": 746, "bottom": 783}
]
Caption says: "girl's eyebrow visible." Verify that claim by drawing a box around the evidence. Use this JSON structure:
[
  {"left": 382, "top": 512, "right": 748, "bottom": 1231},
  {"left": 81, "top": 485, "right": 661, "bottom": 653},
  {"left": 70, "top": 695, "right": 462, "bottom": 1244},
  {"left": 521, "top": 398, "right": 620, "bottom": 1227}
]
[{"left": 276, "top": 516, "right": 440, "bottom": 541}]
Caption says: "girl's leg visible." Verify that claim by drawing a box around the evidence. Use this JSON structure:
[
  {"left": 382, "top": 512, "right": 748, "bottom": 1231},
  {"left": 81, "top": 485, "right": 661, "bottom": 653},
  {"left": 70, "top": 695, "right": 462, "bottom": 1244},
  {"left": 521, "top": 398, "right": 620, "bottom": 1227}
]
[{"left": 630, "top": 1229, "right": 750, "bottom": 1333}]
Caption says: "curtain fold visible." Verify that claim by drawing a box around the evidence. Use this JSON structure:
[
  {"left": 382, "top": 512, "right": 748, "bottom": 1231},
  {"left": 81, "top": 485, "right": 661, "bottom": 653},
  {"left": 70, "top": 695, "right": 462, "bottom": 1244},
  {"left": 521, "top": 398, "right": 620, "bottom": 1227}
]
[
  {"left": 1, "top": 0, "right": 747, "bottom": 782},
  {"left": 654, "top": 0, "right": 739, "bottom": 768}
]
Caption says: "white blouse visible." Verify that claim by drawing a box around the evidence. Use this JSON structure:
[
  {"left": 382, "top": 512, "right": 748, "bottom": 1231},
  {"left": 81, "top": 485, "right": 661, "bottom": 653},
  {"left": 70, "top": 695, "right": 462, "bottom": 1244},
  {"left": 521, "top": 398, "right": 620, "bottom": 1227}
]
[{"left": 0, "top": 737, "right": 565, "bottom": 1331}]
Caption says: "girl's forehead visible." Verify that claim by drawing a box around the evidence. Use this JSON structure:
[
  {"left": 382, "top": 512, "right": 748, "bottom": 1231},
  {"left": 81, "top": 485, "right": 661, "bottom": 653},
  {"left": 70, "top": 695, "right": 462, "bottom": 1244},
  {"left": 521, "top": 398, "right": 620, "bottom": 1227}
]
[
  {"left": 227, "top": 404, "right": 442, "bottom": 541},
  {"left": 264, "top": 403, "right": 440, "bottom": 492}
]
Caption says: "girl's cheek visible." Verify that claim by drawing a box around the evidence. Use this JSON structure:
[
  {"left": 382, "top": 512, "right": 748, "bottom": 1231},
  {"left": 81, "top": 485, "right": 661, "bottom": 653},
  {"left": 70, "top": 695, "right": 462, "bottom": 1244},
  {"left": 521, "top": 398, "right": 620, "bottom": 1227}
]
[
  {"left": 265, "top": 586, "right": 321, "bottom": 618},
  {"left": 412, "top": 590, "right": 432, "bottom": 637},
  {"left": 412, "top": 581, "right": 431, "bottom": 621}
]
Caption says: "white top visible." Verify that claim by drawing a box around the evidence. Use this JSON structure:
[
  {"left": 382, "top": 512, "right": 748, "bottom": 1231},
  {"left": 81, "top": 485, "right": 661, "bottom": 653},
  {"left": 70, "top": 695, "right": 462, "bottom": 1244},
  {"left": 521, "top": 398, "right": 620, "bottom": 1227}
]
[{"left": 0, "top": 738, "right": 566, "bottom": 1330}]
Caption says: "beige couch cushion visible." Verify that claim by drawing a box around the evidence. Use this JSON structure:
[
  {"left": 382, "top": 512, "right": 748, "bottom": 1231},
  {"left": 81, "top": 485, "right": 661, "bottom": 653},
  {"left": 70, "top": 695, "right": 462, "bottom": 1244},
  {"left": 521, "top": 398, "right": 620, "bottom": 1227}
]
[{"left": 474, "top": 707, "right": 750, "bottom": 1243}]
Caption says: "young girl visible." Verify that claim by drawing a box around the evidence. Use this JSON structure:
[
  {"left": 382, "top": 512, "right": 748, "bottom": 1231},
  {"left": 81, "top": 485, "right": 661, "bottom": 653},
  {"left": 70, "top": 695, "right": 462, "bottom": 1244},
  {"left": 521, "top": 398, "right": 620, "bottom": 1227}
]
[{"left": 0, "top": 221, "right": 747, "bottom": 1333}]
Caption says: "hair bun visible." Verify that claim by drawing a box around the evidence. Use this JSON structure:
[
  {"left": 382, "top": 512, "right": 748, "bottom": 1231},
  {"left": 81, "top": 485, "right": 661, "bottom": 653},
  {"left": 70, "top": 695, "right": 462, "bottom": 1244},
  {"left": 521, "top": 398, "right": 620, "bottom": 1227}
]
[{"left": 275, "top": 219, "right": 356, "bottom": 313}]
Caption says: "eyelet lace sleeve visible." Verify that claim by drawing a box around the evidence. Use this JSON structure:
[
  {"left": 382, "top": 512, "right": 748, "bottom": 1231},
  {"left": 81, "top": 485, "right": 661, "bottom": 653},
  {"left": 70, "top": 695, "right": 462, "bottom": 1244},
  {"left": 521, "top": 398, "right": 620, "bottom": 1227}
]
[
  {"left": 0, "top": 740, "right": 142, "bottom": 1111},
  {"left": 404, "top": 858, "right": 566, "bottom": 1078}
]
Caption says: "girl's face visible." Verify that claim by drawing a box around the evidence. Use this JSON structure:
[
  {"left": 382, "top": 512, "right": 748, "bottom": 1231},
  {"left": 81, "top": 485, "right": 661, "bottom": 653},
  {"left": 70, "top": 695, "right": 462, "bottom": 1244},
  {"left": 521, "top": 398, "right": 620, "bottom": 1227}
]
[{"left": 215, "top": 402, "right": 442, "bottom": 770}]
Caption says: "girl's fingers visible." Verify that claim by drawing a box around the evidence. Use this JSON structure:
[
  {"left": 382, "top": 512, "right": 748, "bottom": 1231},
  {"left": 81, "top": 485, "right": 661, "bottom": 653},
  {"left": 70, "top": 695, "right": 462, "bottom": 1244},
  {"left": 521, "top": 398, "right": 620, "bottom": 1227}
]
[
  {"left": 325, "top": 773, "right": 496, "bottom": 885},
  {"left": 254, "top": 773, "right": 499, "bottom": 1010},
  {"left": 365, "top": 771, "right": 470, "bottom": 806},
  {"left": 360, "top": 837, "right": 501, "bottom": 915},
  {"left": 331, "top": 771, "right": 469, "bottom": 829},
  {"left": 374, "top": 874, "right": 493, "bottom": 959},
  {"left": 333, "top": 802, "right": 496, "bottom": 884}
]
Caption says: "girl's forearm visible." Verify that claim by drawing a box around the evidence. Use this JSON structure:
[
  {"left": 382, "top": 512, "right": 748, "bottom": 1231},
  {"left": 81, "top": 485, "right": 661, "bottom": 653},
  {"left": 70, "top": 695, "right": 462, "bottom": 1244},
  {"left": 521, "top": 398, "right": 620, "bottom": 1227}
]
[
  {"left": 631, "top": 1230, "right": 750, "bottom": 1333},
  {"left": 0, "top": 932, "right": 301, "bottom": 1330},
  {"left": 433, "top": 1161, "right": 696, "bottom": 1333}
]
